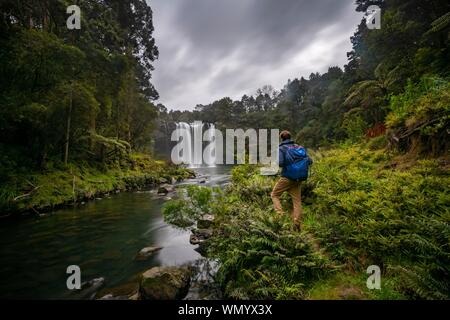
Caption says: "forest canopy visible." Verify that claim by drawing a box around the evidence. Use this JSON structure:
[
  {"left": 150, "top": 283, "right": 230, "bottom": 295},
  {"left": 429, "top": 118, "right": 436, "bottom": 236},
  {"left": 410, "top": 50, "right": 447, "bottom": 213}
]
[{"left": 0, "top": 0, "right": 159, "bottom": 175}]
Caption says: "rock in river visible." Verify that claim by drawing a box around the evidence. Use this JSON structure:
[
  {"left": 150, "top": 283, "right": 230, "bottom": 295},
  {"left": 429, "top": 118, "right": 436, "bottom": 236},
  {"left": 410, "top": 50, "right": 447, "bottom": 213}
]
[
  {"left": 75, "top": 277, "right": 105, "bottom": 300},
  {"left": 197, "top": 214, "right": 215, "bottom": 229},
  {"left": 135, "top": 246, "right": 163, "bottom": 261},
  {"left": 190, "top": 229, "right": 213, "bottom": 245},
  {"left": 139, "top": 266, "right": 191, "bottom": 300},
  {"left": 157, "top": 184, "right": 174, "bottom": 195}
]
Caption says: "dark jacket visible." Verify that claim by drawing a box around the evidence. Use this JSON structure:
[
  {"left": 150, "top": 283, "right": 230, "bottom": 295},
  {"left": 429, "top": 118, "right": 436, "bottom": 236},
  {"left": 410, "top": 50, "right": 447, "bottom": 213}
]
[
  {"left": 278, "top": 139, "right": 294, "bottom": 168},
  {"left": 278, "top": 139, "right": 312, "bottom": 178}
]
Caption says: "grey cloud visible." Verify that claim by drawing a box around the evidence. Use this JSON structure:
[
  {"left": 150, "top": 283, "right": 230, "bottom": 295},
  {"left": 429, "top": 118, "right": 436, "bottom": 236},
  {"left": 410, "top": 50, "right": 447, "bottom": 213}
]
[{"left": 150, "top": 0, "right": 363, "bottom": 110}]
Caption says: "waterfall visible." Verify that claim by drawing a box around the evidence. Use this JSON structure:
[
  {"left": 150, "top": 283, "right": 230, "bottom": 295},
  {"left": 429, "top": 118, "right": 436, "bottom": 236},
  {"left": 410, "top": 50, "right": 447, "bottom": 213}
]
[
  {"left": 175, "top": 122, "right": 193, "bottom": 165},
  {"left": 204, "top": 123, "right": 216, "bottom": 167},
  {"left": 191, "top": 121, "right": 203, "bottom": 168},
  {"left": 174, "top": 122, "right": 216, "bottom": 168}
]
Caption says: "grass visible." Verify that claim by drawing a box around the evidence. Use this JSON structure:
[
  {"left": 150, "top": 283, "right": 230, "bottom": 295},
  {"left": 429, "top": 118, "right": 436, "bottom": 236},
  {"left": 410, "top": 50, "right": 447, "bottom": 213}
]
[{"left": 306, "top": 272, "right": 406, "bottom": 300}]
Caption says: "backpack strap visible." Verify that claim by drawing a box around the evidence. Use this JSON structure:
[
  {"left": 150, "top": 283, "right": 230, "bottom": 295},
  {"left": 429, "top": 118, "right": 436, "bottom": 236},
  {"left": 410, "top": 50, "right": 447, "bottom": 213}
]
[{"left": 281, "top": 145, "right": 294, "bottom": 164}]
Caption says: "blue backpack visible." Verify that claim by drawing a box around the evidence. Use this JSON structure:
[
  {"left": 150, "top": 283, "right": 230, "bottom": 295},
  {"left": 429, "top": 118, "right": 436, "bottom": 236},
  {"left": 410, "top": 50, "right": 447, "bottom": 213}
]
[{"left": 282, "top": 145, "right": 312, "bottom": 181}]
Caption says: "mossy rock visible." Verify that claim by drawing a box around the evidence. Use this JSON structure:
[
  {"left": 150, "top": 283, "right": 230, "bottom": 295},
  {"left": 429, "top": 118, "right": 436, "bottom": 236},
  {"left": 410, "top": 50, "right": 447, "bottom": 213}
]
[
  {"left": 139, "top": 266, "right": 191, "bottom": 300},
  {"left": 197, "top": 214, "right": 215, "bottom": 229}
]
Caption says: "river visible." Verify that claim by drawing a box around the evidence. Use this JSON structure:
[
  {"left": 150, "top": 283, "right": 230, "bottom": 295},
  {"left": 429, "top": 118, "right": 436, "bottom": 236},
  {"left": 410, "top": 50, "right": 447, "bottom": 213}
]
[{"left": 0, "top": 166, "right": 232, "bottom": 299}]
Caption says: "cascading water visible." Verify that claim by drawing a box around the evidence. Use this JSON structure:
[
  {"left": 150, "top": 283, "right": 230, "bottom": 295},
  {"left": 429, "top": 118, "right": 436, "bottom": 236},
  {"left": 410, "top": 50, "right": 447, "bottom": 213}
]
[
  {"left": 191, "top": 121, "right": 203, "bottom": 168},
  {"left": 204, "top": 123, "right": 216, "bottom": 167},
  {"left": 174, "top": 122, "right": 217, "bottom": 168},
  {"left": 175, "top": 122, "right": 193, "bottom": 165}
]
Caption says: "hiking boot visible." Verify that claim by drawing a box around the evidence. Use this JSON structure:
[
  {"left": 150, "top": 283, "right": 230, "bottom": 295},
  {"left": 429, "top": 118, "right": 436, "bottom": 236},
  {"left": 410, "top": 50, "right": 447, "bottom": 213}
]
[{"left": 292, "top": 220, "right": 301, "bottom": 231}]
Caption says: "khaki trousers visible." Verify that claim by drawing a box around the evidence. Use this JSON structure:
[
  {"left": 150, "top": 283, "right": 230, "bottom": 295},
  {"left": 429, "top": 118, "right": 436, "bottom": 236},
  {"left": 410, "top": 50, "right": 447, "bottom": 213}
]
[{"left": 271, "top": 177, "right": 302, "bottom": 222}]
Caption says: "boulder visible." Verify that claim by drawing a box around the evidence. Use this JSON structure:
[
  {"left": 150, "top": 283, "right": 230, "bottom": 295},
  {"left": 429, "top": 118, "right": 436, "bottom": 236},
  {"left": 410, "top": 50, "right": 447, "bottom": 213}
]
[
  {"left": 157, "top": 186, "right": 169, "bottom": 195},
  {"left": 159, "top": 177, "right": 169, "bottom": 184},
  {"left": 197, "top": 214, "right": 215, "bottom": 229},
  {"left": 135, "top": 246, "right": 162, "bottom": 261},
  {"left": 77, "top": 277, "right": 105, "bottom": 300},
  {"left": 139, "top": 266, "right": 191, "bottom": 300},
  {"left": 194, "top": 241, "right": 209, "bottom": 256},
  {"left": 157, "top": 184, "right": 174, "bottom": 195},
  {"left": 98, "top": 293, "right": 129, "bottom": 300},
  {"left": 190, "top": 229, "right": 213, "bottom": 245},
  {"left": 188, "top": 170, "right": 196, "bottom": 178},
  {"left": 97, "top": 282, "right": 140, "bottom": 300}
]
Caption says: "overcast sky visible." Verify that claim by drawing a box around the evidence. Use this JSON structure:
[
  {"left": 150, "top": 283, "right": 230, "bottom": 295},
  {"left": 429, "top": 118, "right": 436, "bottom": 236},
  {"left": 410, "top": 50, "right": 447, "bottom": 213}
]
[{"left": 150, "top": 0, "right": 363, "bottom": 111}]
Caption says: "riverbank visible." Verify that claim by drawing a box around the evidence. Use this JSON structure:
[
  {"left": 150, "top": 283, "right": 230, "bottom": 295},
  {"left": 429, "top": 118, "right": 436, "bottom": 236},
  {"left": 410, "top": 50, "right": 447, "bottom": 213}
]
[
  {"left": 162, "top": 144, "right": 449, "bottom": 300},
  {"left": 0, "top": 153, "right": 195, "bottom": 218}
]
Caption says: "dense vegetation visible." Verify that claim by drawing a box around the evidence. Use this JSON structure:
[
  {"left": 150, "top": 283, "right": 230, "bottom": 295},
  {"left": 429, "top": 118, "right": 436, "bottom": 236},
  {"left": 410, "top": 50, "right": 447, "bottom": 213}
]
[
  {"left": 160, "top": 0, "right": 450, "bottom": 300},
  {"left": 163, "top": 145, "right": 449, "bottom": 299},
  {"left": 1, "top": 1, "right": 160, "bottom": 170},
  {"left": 0, "top": 0, "right": 448, "bottom": 300},
  {"left": 0, "top": 1, "right": 179, "bottom": 215}
]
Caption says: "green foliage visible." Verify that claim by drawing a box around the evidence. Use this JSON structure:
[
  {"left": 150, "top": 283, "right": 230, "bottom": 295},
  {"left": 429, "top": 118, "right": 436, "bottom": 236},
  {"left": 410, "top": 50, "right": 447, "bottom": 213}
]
[
  {"left": 306, "top": 271, "right": 406, "bottom": 300},
  {"left": 162, "top": 143, "right": 449, "bottom": 300},
  {"left": 0, "top": 154, "right": 193, "bottom": 215},
  {"left": 307, "top": 146, "right": 450, "bottom": 299},
  {"left": 0, "top": 0, "right": 159, "bottom": 169},
  {"left": 210, "top": 207, "right": 334, "bottom": 299},
  {"left": 386, "top": 76, "right": 449, "bottom": 155},
  {"left": 387, "top": 77, "right": 449, "bottom": 134},
  {"left": 162, "top": 185, "right": 215, "bottom": 228},
  {"left": 341, "top": 108, "right": 367, "bottom": 142}
]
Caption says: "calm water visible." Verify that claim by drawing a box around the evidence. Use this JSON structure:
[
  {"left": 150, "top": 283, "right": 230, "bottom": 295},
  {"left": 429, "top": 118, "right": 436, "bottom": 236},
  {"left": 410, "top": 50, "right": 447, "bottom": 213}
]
[{"left": 0, "top": 166, "right": 232, "bottom": 299}]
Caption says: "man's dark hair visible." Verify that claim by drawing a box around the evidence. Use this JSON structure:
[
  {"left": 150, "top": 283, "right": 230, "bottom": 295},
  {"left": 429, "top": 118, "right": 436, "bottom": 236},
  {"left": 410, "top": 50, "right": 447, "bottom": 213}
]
[{"left": 280, "top": 130, "right": 291, "bottom": 141}]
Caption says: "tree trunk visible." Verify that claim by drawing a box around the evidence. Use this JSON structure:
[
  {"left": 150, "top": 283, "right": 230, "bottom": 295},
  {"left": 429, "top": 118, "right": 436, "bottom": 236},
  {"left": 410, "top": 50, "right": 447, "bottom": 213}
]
[{"left": 64, "top": 84, "right": 73, "bottom": 165}]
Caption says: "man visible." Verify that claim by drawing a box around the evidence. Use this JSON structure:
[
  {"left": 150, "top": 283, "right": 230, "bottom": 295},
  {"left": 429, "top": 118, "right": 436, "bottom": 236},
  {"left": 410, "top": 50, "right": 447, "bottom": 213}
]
[{"left": 271, "top": 131, "right": 311, "bottom": 228}]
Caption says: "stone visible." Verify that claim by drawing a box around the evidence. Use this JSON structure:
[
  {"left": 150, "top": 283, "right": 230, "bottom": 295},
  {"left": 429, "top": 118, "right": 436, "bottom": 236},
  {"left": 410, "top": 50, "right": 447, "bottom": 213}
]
[
  {"left": 97, "top": 282, "right": 140, "bottom": 300},
  {"left": 157, "top": 186, "right": 169, "bottom": 195},
  {"left": 139, "top": 266, "right": 191, "bottom": 300},
  {"left": 77, "top": 277, "right": 105, "bottom": 300},
  {"left": 135, "top": 246, "right": 162, "bottom": 261},
  {"left": 194, "top": 242, "right": 208, "bottom": 256},
  {"left": 159, "top": 177, "right": 169, "bottom": 184},
  {"left": 193, "top": 228, "right": 213, "bottom": 239},
  {"left": 197, "top": 214, "right": 215, "bottom": 229},
  {"left": 98, "top": 293, "right": 128, "bottom": 300},
  {"left": 128, "top": 292, "right": 140, "bottom": 300},
  {"left": 190, "top": 229, "right": 213, "bottom": 245},
  {"left": 157, "top": 184, "right": 174, "bottom": 195}
]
